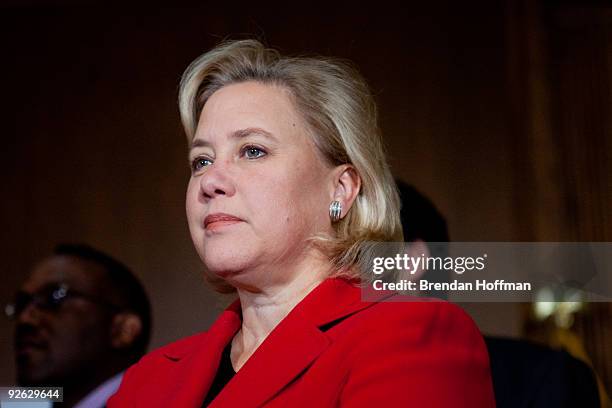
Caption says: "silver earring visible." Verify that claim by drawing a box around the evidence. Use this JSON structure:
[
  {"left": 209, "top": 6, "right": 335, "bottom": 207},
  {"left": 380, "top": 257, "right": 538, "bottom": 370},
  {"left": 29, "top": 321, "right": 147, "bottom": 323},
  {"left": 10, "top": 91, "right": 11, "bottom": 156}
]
[{"left": 329, "top": 200, "right": 342, "bottom": 222}]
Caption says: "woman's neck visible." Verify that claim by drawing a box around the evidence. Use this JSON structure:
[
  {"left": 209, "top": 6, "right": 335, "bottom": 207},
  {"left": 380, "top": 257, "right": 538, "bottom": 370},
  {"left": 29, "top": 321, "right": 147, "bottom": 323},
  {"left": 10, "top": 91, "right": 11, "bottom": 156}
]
[{"left": 230, "top": 254, "right": 330, "bottom": 371}]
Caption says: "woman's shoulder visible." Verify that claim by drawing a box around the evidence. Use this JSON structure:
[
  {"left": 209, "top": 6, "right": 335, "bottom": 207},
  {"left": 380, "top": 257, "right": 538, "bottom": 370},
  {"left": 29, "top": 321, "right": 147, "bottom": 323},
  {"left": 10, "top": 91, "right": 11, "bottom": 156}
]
[
  {"left": 330, "top": 298, "right": 496, "bottom": 407},
  {"left": 313, "top": 279, "right": 484, "bottom": 346},
  {"left": 108, "top": 331, "right": 209, "bottom": 406},
  {"left": 327, "top": 296, "right": 488, "bottom": 358},
  {"left": 349, "top": 296, "right": 481, "bottom": 335},
  {"left": 119, "top": 331, "right": 208, "bottom": 382}
]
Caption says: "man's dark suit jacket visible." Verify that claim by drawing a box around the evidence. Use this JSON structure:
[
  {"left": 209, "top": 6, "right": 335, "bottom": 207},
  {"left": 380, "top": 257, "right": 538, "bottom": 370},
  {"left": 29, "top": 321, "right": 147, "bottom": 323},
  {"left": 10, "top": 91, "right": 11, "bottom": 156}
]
[{"left": 486, "top": 336, "right": 600, "bottom": 408}]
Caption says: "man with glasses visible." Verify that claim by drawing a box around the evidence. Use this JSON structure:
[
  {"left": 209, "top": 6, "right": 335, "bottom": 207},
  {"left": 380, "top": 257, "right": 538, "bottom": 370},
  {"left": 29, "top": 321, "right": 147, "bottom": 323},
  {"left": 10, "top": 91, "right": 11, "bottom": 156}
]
[{"left": 5, "top": 244, "right": 151, "bottom": 407}]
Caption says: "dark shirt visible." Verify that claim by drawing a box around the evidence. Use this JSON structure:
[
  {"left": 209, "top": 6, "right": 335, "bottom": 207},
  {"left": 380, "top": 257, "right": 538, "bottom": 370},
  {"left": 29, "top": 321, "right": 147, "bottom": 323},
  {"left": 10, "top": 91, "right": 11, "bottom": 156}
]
[{"left": 201, "top": 343, "right": 236, "bottom": 407}]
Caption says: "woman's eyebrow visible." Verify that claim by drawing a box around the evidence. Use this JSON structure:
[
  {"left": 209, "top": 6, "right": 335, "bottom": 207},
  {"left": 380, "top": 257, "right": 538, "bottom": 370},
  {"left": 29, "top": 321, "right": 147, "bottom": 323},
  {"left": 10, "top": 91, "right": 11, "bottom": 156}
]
[
  {"left": 190, "top": 127, "right": 277, "bottom": 150},
  {"left": 190, "top": 138, "right": 211, "bottom": 149},
  {"left": 230, "top": 127, "right": 277, "bottom": 142}
]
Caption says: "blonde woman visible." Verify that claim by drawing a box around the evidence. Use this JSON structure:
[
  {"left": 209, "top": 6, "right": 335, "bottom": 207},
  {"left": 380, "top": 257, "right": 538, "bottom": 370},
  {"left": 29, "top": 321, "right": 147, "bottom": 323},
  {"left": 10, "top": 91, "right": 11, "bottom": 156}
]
[{"left": 109, "top": 40, "right": 495, "bottom": 407}]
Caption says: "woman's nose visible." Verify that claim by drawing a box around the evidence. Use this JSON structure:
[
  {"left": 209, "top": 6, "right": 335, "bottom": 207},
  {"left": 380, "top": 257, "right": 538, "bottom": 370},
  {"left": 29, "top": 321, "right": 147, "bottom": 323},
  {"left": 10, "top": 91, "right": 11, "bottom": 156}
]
[{"left": 199, "top": 161, "right": 236, "bottom": 199}]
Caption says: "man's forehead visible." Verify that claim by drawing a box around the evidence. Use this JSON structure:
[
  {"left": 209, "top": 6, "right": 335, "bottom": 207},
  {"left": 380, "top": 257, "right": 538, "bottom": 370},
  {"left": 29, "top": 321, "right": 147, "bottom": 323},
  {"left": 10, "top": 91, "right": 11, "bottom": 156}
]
[{"left": 22, "top": 255, "right": 105, "bottom": 293}]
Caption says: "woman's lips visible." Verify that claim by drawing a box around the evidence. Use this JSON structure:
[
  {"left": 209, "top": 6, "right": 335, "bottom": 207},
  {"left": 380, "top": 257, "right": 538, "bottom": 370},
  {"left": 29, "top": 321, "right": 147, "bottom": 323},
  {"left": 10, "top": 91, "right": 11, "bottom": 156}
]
[{"left": 204, "top": 213, "right": 243, "bottom": 231}]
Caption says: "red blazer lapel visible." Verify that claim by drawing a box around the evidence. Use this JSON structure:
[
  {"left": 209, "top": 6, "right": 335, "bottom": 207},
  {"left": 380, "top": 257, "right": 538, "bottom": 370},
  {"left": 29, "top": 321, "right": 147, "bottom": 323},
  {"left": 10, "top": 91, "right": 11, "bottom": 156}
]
[
  {"left": 210, "top": 278, "right": 391, "bottom": 407},
  {"left": 156, "top": 303, "right": 242, "bottom": 407},
  {"left": 210, "top": 314, "right": 330, "bottom": 407}
]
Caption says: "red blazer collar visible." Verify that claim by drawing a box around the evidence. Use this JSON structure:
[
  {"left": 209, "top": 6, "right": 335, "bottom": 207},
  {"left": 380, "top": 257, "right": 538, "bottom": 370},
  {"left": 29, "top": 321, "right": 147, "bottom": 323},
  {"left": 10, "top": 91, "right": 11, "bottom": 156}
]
[{"left": 159, "top": 278, "right": 393, "bottom": 407}]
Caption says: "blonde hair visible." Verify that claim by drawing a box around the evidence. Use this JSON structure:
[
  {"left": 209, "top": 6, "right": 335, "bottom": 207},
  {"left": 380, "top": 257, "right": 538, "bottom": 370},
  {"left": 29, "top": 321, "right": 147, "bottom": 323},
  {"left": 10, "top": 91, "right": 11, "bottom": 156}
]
[{"left": 179, "top": 40, "right": 403, "bottom": 292}]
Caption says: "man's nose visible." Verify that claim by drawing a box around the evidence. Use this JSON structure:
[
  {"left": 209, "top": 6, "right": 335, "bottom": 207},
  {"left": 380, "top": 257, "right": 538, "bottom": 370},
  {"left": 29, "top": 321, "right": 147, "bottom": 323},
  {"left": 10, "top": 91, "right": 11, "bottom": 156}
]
[{"left": 15, "top": 301, "right": 42, "bottom": 325}]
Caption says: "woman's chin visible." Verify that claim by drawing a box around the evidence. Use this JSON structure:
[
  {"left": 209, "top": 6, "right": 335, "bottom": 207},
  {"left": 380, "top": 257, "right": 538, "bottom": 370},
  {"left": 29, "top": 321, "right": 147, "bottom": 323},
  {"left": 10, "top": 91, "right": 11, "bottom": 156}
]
[
  {"left": 203, "top": 255, "right": 253, "bottom": 278},
  {"left": 205, "top": 266, "right": 264, "bottom": 292},
  {"left": 197, "top": 240, "right": 253, "bottom": 266}
]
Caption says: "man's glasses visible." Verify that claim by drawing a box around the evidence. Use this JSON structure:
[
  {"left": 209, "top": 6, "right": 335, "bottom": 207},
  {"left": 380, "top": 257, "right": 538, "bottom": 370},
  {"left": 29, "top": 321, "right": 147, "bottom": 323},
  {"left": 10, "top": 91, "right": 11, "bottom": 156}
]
[{"left": 4, "top": 283, "right": 122, "bottom": 319}]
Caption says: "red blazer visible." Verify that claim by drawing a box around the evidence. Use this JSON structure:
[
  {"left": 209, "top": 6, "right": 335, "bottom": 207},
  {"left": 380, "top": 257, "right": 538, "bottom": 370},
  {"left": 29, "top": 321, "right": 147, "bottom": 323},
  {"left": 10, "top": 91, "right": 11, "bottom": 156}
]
[{"left": 109, "top": 278, "right": 495, "bottom": 407}]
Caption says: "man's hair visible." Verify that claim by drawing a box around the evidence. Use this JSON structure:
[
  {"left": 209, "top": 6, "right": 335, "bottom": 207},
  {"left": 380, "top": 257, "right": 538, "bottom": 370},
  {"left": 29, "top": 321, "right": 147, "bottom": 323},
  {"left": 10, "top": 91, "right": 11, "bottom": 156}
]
[
  {"left": 397, "top": 181, "right": 450, "bottom": 296},
  {"left": 179, "top": 39, "right": 403, "bottom": 292},
  {"left": 53, "top": 243, "right": 151, "bottom": 360},
  {"left": 397, "top": 180, "right": 449, "bottom": 251}
]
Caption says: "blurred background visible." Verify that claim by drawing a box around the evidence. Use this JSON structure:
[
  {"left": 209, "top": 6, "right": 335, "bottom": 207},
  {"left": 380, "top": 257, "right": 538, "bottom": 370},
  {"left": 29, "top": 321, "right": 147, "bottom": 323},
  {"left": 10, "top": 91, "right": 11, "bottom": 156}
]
[{"left": 1, "top": 0, "right": 610, "bottom": 396}]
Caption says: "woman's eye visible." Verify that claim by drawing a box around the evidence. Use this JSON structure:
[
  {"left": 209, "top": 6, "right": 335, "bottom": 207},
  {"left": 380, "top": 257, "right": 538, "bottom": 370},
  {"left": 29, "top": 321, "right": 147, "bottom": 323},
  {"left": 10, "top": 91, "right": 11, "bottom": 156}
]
[
  {"left": 191, "top": 157, "right": 213, "bottom": 171},
  {"left": 243, "top": 146, "right": 266, "bottom": 159}
]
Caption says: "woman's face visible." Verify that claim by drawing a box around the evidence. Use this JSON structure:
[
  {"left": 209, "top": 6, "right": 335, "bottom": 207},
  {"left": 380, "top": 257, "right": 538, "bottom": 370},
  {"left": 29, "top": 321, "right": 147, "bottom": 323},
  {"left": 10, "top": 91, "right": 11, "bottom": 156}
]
[{"left": 186, "top": 81, "right": 336, "bottom": 288}]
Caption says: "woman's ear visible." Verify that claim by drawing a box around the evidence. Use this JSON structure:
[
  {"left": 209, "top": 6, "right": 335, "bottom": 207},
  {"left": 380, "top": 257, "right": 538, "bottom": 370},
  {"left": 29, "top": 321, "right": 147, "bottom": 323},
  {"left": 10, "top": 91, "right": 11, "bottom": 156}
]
[
  {"left": 332, "top": 165, "right": 361, "bottom": 220},
  {"left": 110, "top": 312, "right": 143, "bottom": 349}
]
